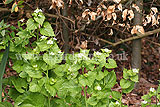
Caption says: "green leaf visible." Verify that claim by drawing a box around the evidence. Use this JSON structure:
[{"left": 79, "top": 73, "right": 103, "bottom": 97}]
[
  {"left": 11, "top": 2, "right": 18, "bottom": 13},
  {"left": 18, "top": 0, "right": 24, "bottom": 5},
  {"left": 54, "top": 78, "right": 65, "bottom": 90},
  {"left": 78, "top": 75, "right": 87, "bottom": 87},
  {"left": 157, "top": 85, "right": 160, "bottom": 93},
  {"left": 11, "top": 77, "right": 27, "bottom": 93},
  {"left": 19, "top": 71, "right": 28, "bottom": 78},
  {"left": 1, "top": 30, "right": 5, "bottom": 36},
  {"left": 96, "top": 71, "right": 105, "bottom": 81},
  {"left": 19, "top": 104, "right": 34, "bottom": 107},
  {"left": 45, "top": 82, "right": 56, "bottom": 97},
  {"left": 0, "top": 46, "right": 9, "bottom": 79},
  {"left": 0, "top": 46, "right": 5, "bottom": 50},
  {"left": 104, "top": 70, "right": 116, "bottom": 88},
  {"left": 0, "top": 102, "right": 13, "bottom": 107},
  {"left": 141, "top": 94, "right": 150, "bottom": 101},
  {"left": 111, "top": 91, "right": 122, "bottom": 101},
  {"left": 54, "top": 65, "right": 65, "bottom": 76},
  {"left": 36, "top": 40, "right": 50, "bottom": 51},
  {"left": 38, "top": 77, "right": 46, "bottom": 87},
  {"left": 34, "top": 13, "right": 45, "bottom": 25},
  {"left": 15, "top": 92, "right": 46, "bottom": 107},
  {"left": 120, "top": 79, "right": 132, "bottom": 89},
  {"left": 24, "top": 65, "right": 42, "bottom": 78},
  {"left": 87, "top": 71, "right": 96, "bottom": 87},
  {"left": 123, "top": 68, "right": 129, "bottom": 79},
  {"left": 22, "top": 52, "right": 34, "bottom": 60},
  {"left": 0, "top": 45, "right": 9, "bottom": 101},
  {"left": 96, "top": 91, "right": 108, "bottom": 99},
  {"left": 4, "top": 0, "right": 13, "bottom": 4},
  {"left": 16, "top": 30, "right": 30, "bottom": 39},
  {"left": 8, "top": 88, "right": 21, "bottom": 101},
  {"left": 29, "top": 81, "right": 41, "bottom": 92},
  {"left": 78, "top": 71, "right": 96, "bottom": 87},
  {"left": 105, "top": 58, "right": 117, "bottom": 69},
  {"left": 26, "top": 18, "right": 38, "bottom": 30},
  {"left": 0, "top": 20, "right": 4, "bottom": 27},
  {"left": 87, "top": 96, "right": 98, "bottom": 106},
  {"left": 130, "top": 75, "right": 138, "bottom": 82},
  {"left": 40, "top": 22, "right": 55, "bottom": 36},
  {"left": 43, "top": 53, "right": 63, "bottom": 66},
  {"left": 108, "top": 102, "right": 115, "bottom": 107},
  {"left": 122, "top": 81, "right": 135, "bottom": 93}
]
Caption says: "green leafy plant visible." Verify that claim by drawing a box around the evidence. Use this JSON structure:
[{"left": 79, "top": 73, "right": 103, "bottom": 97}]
[
  {"left": 120, "top": 68, "right": 139, "bottom": 93},
  {"left": 141, "top": 80, "right": 160, "bottom": 107},
  {"left": 1, "top": 9, "right": 139, "bottom": 107},
  {"left": 0, "top": 20, "right": 11, "bottom": 103}
]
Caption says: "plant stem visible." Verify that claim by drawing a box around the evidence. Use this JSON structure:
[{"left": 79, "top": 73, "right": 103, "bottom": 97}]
[
  {"left": 37, "top": 29, "right": 39, "bottom": 41},
  {"left": 84, "top": 87, "right": 88, "bottom": 107},
  {"left": 156, "top": 90, "right": 157, "bottom": 106},
  {"left": 48, "top": 96, "right": 50, "bottom": 107},
  {"left": 46, "top": 65, "right": 50, "bottom": 107},
  {"left": 120, "top": 92, "right": 122, "bottom": 107}
]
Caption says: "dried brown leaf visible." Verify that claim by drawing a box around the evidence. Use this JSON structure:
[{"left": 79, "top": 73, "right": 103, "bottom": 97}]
[
  {"left": 117, "top": 3, "right": 122, "bottom": 11},
  {"left": 132, "top": 4, "right": 140, "bottom": 12},
  {"left": 51, "top": 0, "right": 64, "bottom": 9},
  {"left": 69, "top": 0, "right": 72, "bottom": 5},
  {"left": 107, "top": 13, "right": 112, "bottom": 21},
  {"left": 101, "top": 4, "right": 107, "bottom": 9},
  {"left": 128, "top": 10, "right": 134, "bottom": 20},
  {"left": 80, "top": 0, "right": 83, "bottom": 4},
  {"left": 131, "top": 26, "right": 137, "bottom": 34},
  {"left": 101, "top": 11, "right": 106, "bottom": 20},
  {"left": 112, "top": 12, "right": 117, "bottom": 20},
  {"left": 82, "top": 9, "right": 90, "bottom": 18},
  {"left": 112, "top": 20, "right": 117, "bottom": 25},
  {"left": 146, "top": 15, "right": 152, "bottom": 24},
  {"left": 107, "top": 5, "right": 116, "bottom": 14},
  {"left": 80, "top": 40, "right": 88, "bottom": 49},
  {"left": 118, "top": 23, "right": 125, "bottom": 27},
  {"left": 108, "top": 29, "right": 113, "bottom": 35},
  {"left": 131, "top": 25, "right": 145, "bottom": 34},
  {"left": 89, "top": 12, "right": 97, "bottom": 21},
  {"left": 151, "top": 15, "right": 157, "bottom": 26},
  {"left": 151, "top": 7, "right": 158, "bottom": 15},
  {"left": 113, "top": 0, "right": 121, "bottom": 3},
  {"left": 157, "top": 15, "right": 160, "bottom": 25},
  {"left": 136, "top": 25, "right": 145, "bottom": 34},
  {"left": 122, "top": 9, "right": 128, "bottom": 21},
  {"left": 96, "top": 8, "right": 102, "bottom": 15}
]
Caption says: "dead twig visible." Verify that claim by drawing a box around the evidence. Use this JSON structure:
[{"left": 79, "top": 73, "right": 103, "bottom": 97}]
[
  {"left": 81, "top": 28, "right": 160, "bottom": 47},
  {"left": 0, "top": 7, "right": 75, "bottom": 24}
]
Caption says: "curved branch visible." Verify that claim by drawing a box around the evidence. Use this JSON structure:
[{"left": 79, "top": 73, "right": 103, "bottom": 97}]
[
  {"left": 112, "top": 28, "right": 160, "bottom": 46},
  {"left": 0, "top": 7, "right": 75, "bottom": 24},
  {"left": 82, "top": 28, "right": 160, "bottom": 47}
]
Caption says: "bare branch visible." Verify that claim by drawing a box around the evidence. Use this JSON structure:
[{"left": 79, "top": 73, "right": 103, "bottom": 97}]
[{"left": 82, "top": 28, "right": 160, "bottom": 47}]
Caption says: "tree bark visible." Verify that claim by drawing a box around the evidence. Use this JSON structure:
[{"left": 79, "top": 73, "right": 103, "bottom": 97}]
[
  {"left": 132, "top": 0, "right": 143, "bottom": 89},
  {"left": 62, "top": 0, "right": 69, "bottom": 53}
]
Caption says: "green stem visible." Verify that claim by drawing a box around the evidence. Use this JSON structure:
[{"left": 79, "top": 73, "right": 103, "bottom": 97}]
[
  {"left": 120, "top": 92, "right": 122, "bottom": 107},
  {"left": 48, "top": 96, "right": 50, "bottom": 107},
  {"left": 84, "top": 87, "right": 88, "bottom": 107},
  {"left": 37, "top": 29, "right": 39, "bottom": 41},
  {"left": 47, "top": 69, "right": 49, "bottom": 78},
  {"left": 156, "top": 90, "right": 157, "bottom": 106},
  {"left": 46, "top": 66, "right": 50, "bottom": 107}
]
